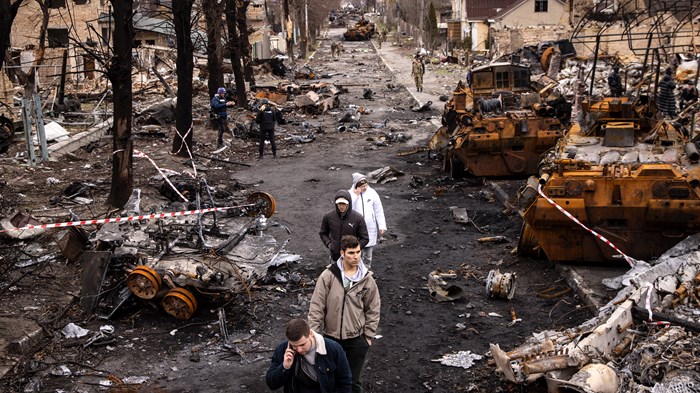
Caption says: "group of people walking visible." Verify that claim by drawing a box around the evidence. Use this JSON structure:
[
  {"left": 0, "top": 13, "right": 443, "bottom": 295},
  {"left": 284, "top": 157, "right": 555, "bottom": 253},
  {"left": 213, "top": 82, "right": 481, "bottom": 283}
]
[{"left": 267, "top": 173, "right": 387, "bottom": 393}]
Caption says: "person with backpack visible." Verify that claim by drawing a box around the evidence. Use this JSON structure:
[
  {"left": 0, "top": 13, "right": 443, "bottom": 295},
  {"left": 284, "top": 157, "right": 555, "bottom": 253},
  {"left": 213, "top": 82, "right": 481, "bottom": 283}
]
[
  {"left": 210, "top": 87, "right": 234, "bottom": 148},
  {"left": 255, "top": 98, "right": 285, "bottom": 159}
]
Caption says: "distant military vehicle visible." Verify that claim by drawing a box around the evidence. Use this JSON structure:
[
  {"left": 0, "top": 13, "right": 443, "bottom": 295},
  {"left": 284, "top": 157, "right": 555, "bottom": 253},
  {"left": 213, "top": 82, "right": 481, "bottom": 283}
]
[{"left": 429, "top": 61, "right": 571, "bottom": 177}]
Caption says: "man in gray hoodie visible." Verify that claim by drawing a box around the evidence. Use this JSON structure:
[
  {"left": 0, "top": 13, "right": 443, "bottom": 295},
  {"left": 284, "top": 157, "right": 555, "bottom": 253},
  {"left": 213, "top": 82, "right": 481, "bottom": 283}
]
[{"left": 319, "top": 190, "right": 369, "bottom": 262}]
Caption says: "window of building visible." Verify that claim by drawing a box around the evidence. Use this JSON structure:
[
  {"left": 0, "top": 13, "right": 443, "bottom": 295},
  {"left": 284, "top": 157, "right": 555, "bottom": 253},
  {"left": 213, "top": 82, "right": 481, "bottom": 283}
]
[
  {"left": 535, "top": 0, "right": 548, "bottom": 12},
  {"left": 101, "top": 27, "right": 111, "bottom": 45},
  {"left": 47, "top": 28, "right": 69, "bottom": 48},
  {"left": 49, "top": 0, "right": 66, "bottom": 8},
  {"left": 74, "top": 0, "right": 88, "bottom": 5},
  {"left": 495, "top": 70, "right": 509, "bottom": 89}
]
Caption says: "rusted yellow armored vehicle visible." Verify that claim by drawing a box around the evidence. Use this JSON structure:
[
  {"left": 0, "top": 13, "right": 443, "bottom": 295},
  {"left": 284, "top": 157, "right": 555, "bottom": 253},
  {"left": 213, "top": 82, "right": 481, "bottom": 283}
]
[
  {"left": 429, "top": 62, "right": 571, "bottom": 177},
  {"left": 518, "top": 96, "right": 700, "bottom": 262},
  {"left": 343, "top": 18, "right": 375, "bottom": 41}
]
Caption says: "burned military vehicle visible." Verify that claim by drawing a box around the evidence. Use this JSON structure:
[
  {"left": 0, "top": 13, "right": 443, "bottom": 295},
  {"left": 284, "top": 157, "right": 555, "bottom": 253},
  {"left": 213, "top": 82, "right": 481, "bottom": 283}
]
[
  {"left": 428, "top": 62, "right": 571, "bottom": 177},
  {"left": 343, "top": 18, "right": 375, "bottom": 41},
  {"left": 518, "top": 96, "right": 700, "bottom": 262},
  {"left": 75, "top": 192, "right": 292, "bottom": 320}
]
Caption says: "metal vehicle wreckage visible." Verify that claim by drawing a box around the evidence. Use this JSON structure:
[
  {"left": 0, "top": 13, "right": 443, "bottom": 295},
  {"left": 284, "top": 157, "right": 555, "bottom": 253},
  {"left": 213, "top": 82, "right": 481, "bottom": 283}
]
[{"left": 53, "top": 190, "right": 295, "bottom": 321}]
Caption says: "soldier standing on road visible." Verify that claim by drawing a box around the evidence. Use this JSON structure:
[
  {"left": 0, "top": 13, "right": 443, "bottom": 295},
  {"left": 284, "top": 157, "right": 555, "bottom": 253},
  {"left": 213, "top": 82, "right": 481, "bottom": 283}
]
[
  {"left": 319, "top": 190, "right": 369, "bottom": 263},
  {"left": 266, "top": 318, "right": 352, "bottom": 393},
  {"left": 210, "top": 87, "right": 234, "bottom": 148},
  {"left": 255, "top": 98, "right": 284, "bottom": 159},
  {"left": 348, "top": 173, "right": 386, "bottom": 270},
  {"left": 308, "top": 235, "right": 381, "bottom": 393},
  {"left": 411, "top": 54, "right": 425, "bottom": 92}
]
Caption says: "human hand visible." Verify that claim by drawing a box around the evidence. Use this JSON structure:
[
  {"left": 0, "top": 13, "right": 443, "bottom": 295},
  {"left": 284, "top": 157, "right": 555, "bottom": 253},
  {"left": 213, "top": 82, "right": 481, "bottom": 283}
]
[
  {"left": 283, "top": 343, "right": 295, "bottom": 369},
  {"left": 379, "top": 230, "right": 385, "bottom": 236},
  {"left": 365, "top": 336, "right": 372, "bottom": 346},
  {"left": 226, "top": 101, "right": 234, "bottom": 107}
]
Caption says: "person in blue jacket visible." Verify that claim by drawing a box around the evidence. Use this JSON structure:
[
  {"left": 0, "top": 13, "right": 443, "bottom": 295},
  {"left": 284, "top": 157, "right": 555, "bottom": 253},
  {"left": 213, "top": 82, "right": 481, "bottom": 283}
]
[
  {"left": 266, "top": 318, "right": 352, "bottom": 393},
  {"left": 210, "top": 87, "right": 233, "bottom": 148}
]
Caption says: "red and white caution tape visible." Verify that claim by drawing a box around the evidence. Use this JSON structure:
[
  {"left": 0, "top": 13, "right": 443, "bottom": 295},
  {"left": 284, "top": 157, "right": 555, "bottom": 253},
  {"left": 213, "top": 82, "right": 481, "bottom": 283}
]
[
  {"left": 133, "top": 149, "right": 189, "bottom": 202},
  {"left": 537, "top": 184, "right": 637, "bottom": 267},
  {"left": 0, "top": 206, "right": 245, "bottom": 234}
]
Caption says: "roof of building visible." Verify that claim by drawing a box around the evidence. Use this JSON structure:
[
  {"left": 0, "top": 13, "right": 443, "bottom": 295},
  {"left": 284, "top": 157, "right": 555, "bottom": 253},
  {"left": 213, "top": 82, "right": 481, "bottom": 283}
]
[{"left": 464, "top": 0, "right": 565, "bottom": 20}]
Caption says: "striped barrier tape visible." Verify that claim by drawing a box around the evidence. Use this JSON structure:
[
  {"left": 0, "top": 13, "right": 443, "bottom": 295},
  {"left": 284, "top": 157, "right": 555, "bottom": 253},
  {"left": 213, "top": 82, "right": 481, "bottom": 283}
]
[
  {"left": 0, "top": 205, "right": 246, "bottom": 233},
  {"left": 537, "top": 184, "right": 637, "bottom": 267}
]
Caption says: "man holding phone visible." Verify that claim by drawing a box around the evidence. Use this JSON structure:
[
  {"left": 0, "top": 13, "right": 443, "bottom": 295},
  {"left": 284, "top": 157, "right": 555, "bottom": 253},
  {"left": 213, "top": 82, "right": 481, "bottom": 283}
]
[{"left": 266, "top": 318, "right": 352, "bottom": 393}]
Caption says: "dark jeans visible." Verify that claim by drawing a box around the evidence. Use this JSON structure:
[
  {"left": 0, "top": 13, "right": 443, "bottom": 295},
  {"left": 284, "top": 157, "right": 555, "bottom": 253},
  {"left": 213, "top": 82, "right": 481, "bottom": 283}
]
[
  {"left": 215, "top": 117, "right": 228, "bottom": 145},
  {"left": 331, "top": 335, "right": 370, "bottom": 393},
  {"left": 259, "top": 128, "right": 277, "bottom": 157}
]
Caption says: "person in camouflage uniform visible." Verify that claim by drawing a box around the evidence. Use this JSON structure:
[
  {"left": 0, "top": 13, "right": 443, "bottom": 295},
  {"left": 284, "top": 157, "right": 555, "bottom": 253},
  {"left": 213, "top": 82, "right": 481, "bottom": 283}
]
[{"left": 411, "top": 55, "right": 425, "bottom": 92}]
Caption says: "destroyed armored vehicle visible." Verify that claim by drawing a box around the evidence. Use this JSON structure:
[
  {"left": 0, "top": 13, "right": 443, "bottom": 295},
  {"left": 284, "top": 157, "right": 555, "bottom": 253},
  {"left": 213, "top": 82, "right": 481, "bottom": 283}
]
[
  {"left": 77, "top": 192, "right": 292, "bottom": 320},
  {"left": 518, "top": 96, "right": 700, "bottom": 262},
  {"left": 428, "top": 62, "right": 571, "bottom": 177},
  {"left": 343, "top": 18, "right": 375, "bottom": 41}
]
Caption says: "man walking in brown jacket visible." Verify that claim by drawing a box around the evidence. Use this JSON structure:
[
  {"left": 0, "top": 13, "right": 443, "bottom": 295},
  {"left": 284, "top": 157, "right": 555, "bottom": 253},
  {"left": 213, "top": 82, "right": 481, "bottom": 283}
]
[{"left": 308, "top": 235, "right": 381, "bottom": 393}]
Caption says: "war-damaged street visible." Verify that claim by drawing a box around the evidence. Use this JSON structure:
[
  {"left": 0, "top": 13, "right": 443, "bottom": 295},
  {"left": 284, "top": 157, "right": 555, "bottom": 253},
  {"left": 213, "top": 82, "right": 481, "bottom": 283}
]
[{"left": 4, "top": 2, "right": 700, "bottom": 393}]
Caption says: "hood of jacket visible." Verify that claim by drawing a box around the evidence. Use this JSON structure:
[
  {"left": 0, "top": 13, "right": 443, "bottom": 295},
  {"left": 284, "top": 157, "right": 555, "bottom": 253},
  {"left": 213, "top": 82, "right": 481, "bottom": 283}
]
[
  {"left": 352, "top": 172, "right": 367, "bottom": 188},
  {"left": 334, "top": 189, "right": 353, "bottom": 218}
]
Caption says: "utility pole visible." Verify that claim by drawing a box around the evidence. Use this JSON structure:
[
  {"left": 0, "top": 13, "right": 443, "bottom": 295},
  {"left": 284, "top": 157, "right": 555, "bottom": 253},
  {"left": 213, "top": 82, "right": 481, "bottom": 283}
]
[{"left": 419, "top": 0, "right": 424, "bottom": 48}]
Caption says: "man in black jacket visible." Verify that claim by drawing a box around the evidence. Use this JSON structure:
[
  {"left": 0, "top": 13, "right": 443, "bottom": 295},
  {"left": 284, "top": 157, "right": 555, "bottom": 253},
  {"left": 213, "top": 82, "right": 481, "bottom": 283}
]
[
  {"left": 266, "top": 318, "right": 352, "bottom": 393},
  {"left": 255, "top": 98, "right": 285, "bottom": 159},
  {"left": 319, "top": 190, "right": 369, "bottom": 262}
]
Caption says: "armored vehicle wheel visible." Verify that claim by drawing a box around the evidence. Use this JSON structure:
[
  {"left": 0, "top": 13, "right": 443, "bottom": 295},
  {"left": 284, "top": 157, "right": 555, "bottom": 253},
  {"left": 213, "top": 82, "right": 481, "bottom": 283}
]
[
  {"left": 247, "top": 192, "right": 276, "bottom": 218},
  {"left": 127, "top": 266, "right": 162, "bottom": 300},
  {"left": 517, "top": 223, "right": 542, "bottom": 258},
  {"left": 162, "top": 287, "right": 198, "bottom": 320}
]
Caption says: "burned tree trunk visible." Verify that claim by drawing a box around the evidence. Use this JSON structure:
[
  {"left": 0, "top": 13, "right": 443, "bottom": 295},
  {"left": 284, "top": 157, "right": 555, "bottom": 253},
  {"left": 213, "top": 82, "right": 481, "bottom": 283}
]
[
  {"left": 225, "top": 0, "right": 247, "bottom": 106},
  {"left": 236, "top": 0, "right": 254, "bottom": 86},
  {"left": 283, "top": 0, "right": 294, "bottom": 64},
  {"left": 0, "top": 0, "right": 24, "bottom": 73},
  {"left": 171, "top": 0, "right": 195, "bottom": 157},
  {"left": 203, "top": 0, "right": 224, "bottom": 97},
  {"left": 106, "top": 0, "right": 134, "bottom": 208}
]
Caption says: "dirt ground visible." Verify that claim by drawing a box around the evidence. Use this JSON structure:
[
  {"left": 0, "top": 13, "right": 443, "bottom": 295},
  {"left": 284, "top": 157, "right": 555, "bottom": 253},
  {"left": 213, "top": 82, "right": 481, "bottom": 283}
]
[{"left": 0, "top": 28, "right": 594, "bottom": 393}]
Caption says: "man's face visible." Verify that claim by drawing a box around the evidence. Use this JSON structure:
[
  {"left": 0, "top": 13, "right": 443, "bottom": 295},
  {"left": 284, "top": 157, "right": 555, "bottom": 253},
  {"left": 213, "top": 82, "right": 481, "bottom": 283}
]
[
  {"left": 337, "top": 203, "right": 348, "bottom": 213},
  {"left": 218, "top": 92, "right": 225, "bottom": 98},
  {"left": 356, "top": 183, "right": 368, "bottom": 193},
  {"left": 341, "top": 245, "right": 361, "bottom": 267},
  {"left": 289, "top": 333, "right": 313, "bottom": 355}
]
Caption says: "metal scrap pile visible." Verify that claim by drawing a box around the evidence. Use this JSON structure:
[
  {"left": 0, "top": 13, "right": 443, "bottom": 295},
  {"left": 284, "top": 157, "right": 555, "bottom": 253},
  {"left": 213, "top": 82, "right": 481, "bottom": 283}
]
[{"left": 491, "top": 234, "right": 700, "bottom": 392}]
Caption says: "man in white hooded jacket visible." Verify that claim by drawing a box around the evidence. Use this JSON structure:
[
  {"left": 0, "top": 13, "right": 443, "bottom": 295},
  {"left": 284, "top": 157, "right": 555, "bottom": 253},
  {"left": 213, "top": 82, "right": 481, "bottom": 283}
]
[{"left": 349, "top": 173, "right": 387, "bottom": 269}]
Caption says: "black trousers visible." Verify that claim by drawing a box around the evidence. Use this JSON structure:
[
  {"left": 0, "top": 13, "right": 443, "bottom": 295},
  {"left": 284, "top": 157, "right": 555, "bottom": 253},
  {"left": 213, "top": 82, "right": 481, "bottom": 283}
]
[
  {"left": 331, "top": 335, "right": 370, "bottom": 393},
  {"left": 215, "top": 118, "right": 228, "bottom": 145},
  {"left": 259, "top": 128, "right": 277, "bottom": 156}
]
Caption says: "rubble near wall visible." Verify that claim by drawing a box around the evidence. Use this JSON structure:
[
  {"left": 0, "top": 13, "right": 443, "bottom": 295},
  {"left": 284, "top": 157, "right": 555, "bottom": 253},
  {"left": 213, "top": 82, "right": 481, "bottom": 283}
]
[{"left": 492, "top": 26, "right": 570, "bottom": 55}]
